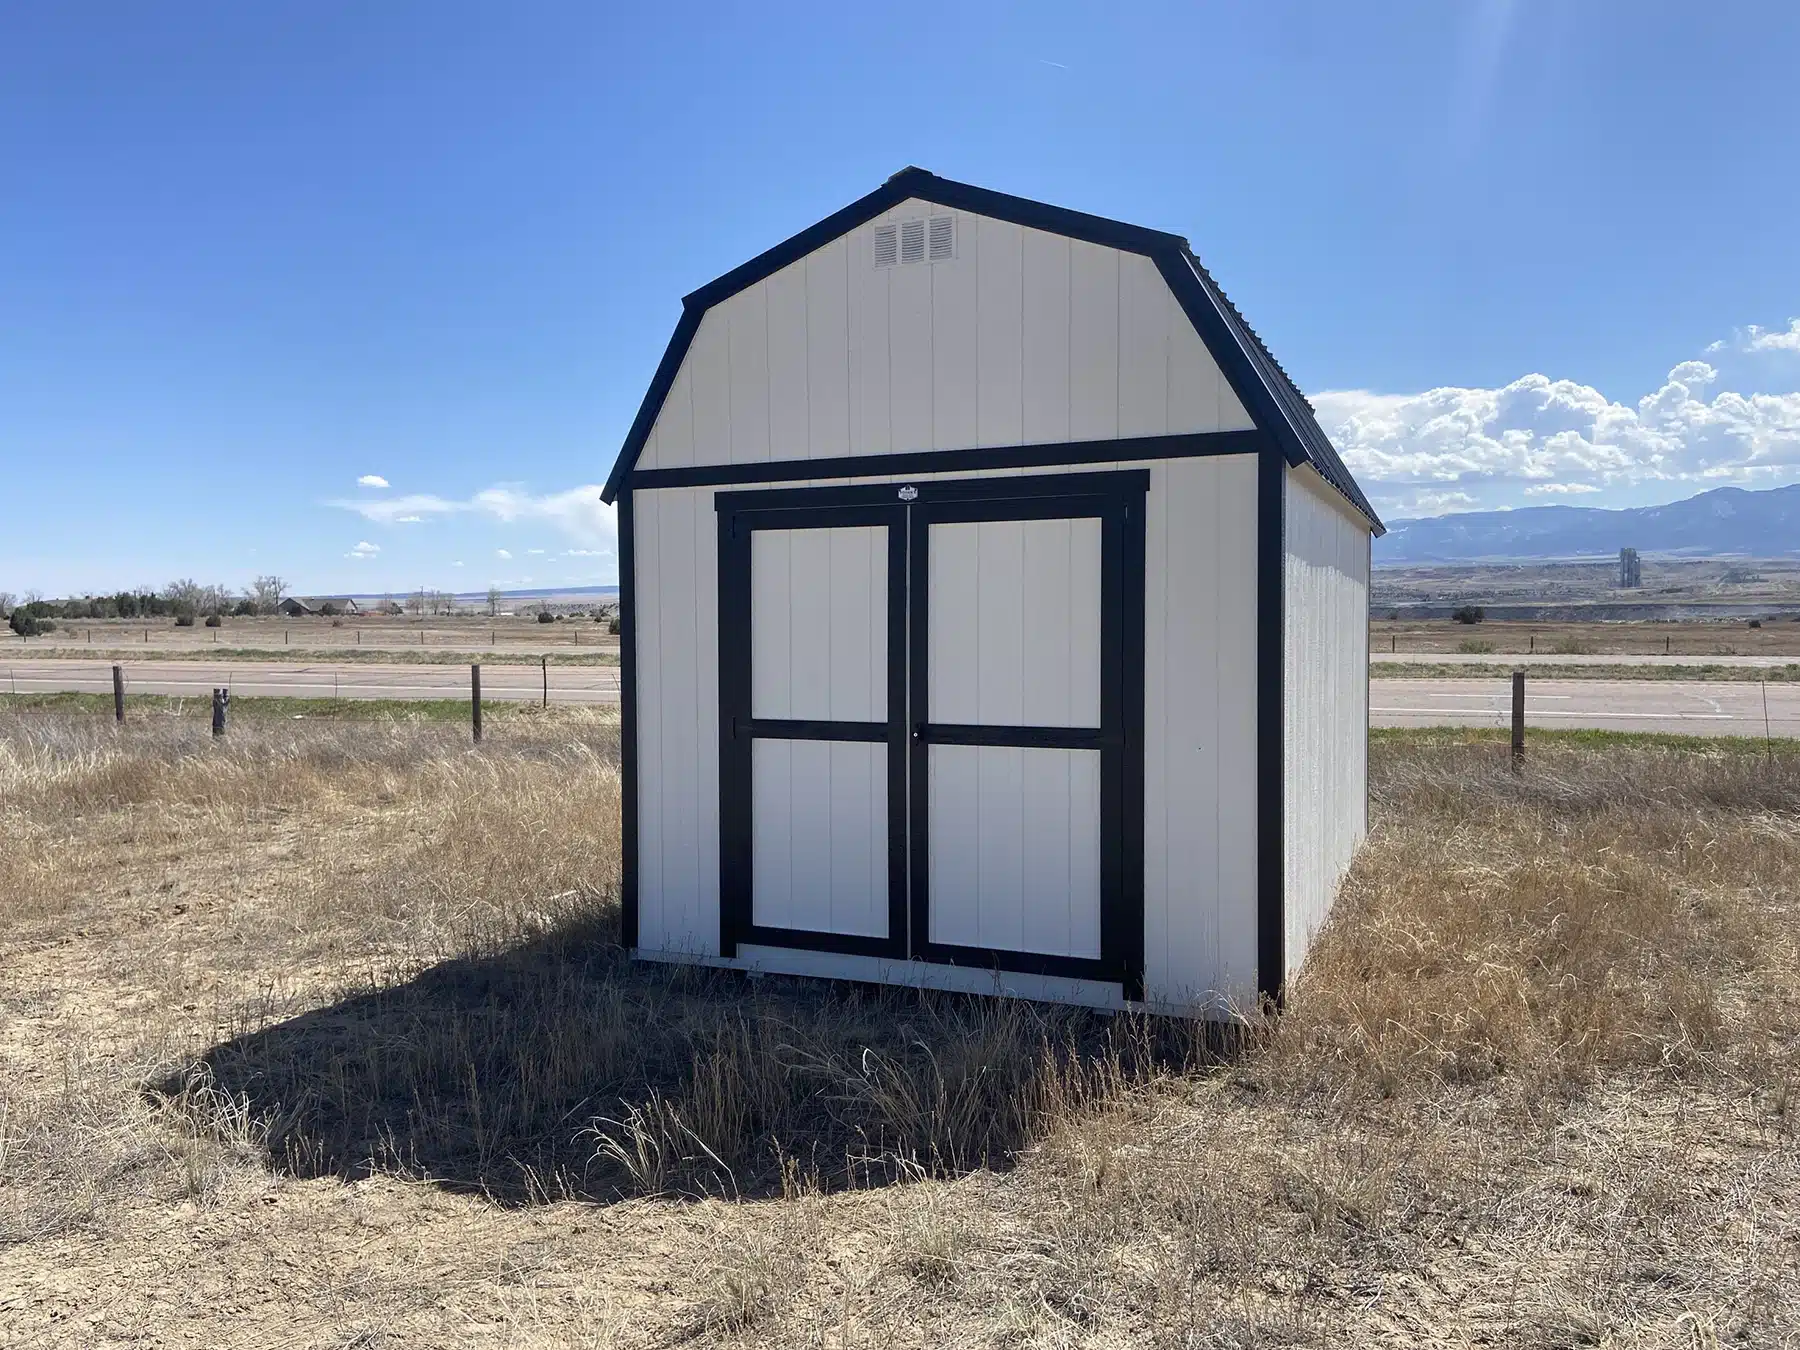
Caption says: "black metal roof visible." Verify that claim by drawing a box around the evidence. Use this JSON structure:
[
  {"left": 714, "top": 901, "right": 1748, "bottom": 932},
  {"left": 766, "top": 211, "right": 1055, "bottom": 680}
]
[{"left": 602, "top": 167, "right": 1381, "bottom": 534}]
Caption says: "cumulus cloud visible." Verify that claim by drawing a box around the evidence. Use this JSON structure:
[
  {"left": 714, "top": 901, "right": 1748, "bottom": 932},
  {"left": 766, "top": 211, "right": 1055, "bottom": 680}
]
[
  {"left": 1744, "top": 319, "right": 1800, "bottom": 353},
  {"left": 357, "top": 475, "right": 389, "bottom": 488},
  {"left": 346, "top": 541, "right": 380, "bottom": 558},
  {"left": 496, "top": 548, "right": 512, "bottom": 560},
  {"left": 1316, "top": 342, "right": 1800, "bottom": 518},
  {"left": 330, "top": 482, "right": 617, "bottom": 549}
]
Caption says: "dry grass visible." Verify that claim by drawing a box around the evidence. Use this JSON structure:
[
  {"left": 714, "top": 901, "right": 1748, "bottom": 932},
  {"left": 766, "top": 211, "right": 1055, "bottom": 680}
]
[{"left": 1, "top": 710, "right": 1797, "bottom": 1346}]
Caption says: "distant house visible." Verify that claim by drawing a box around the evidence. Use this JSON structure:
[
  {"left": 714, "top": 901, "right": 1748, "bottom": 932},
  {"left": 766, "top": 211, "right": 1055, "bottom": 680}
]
[{"left": 277, "top": 597, "right": 361, "bottom": 616}]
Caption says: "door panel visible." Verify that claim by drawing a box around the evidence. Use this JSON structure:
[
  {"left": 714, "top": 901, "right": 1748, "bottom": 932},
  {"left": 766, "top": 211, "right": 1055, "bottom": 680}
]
[
  {"left": 927, "top": 744, "right": 1102, "bottom": 958},
  {"left": 752, "top": 738, "right": 888, "bottom": 937},
  {"left": 927, "top": 517, "right": 1102, "bottom": 728},
  {"left": 751, "top": 525, "right": 887, "bottom": 722}
]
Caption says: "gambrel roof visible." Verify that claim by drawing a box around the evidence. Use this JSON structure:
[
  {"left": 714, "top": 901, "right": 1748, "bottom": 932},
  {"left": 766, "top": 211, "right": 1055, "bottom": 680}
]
[{"left": 603, "top": 167, "right": 1381, "bottom": 534}]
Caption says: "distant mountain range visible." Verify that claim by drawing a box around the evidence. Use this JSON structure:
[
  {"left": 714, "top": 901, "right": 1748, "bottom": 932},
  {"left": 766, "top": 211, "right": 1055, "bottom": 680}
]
[{"left": 1376, "top": 483, "right": 1800, "bottom": 563}]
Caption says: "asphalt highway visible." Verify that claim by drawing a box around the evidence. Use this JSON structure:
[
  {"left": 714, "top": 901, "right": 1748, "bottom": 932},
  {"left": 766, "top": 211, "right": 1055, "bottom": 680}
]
[
  {"left": 1373, "top": 677, "right": 1800, "bottom": 737},
  {"left": 5, "top": 660, "right": 1798, "bottom": 735},
  {"left": 0, "top": 659, "right": 621, "bottom": 705}
]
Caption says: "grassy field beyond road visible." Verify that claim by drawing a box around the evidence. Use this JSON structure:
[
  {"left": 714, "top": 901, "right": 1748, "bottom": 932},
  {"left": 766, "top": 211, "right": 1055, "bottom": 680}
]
[
  {"left": 0, "top": 712, "right": 1794, "bottom": 1345},
  {"left": 1373, "top": 660, "right": 1800, "bottom": 681}
]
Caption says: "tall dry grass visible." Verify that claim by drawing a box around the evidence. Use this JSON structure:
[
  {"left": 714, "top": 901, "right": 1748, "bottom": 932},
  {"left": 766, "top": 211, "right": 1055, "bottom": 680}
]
[{"left": 2, "top": 711, "right": 1797, "bottom": 1345}]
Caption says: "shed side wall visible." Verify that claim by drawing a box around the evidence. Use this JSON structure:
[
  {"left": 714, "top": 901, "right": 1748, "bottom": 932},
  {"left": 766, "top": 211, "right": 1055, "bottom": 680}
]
[
  {"left": 631, "top": 455, "right": 1259, "bottom": 1009},
  {"left": 1281, "top": 464, "right": 1371, "bottom": 978},
  {"left": 637, "top": 200, "right": 1253, "bottom": 472}
]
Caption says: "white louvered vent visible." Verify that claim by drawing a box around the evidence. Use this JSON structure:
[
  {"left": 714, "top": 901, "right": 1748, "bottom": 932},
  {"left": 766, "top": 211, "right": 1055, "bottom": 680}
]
[
  {"left": 875, "top": 215, "right": 955, "bottom": 268},
  {"left": 899, "top": 218, "right": 926, "bottom": 265},
  {"left": 928, "top": 214, "right": 954, "bottom": 261}
]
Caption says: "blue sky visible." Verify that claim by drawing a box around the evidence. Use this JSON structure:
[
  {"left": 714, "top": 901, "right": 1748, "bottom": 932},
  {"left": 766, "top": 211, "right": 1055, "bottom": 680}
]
[{"left": 4, "top": 1, "right": 1798, "bottom": 596}]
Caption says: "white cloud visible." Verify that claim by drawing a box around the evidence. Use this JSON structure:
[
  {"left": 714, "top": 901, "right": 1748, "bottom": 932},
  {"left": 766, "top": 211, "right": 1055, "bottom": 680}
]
[
  {"left": 346, "top": 541, "right": 380, "bottom": 559},
  {"left": 393, "top": 515, "right": 423, "bottom": 524},
  {"left": 564, "top": 548, "right": 609, "bottom": 557},
  {"left": 452, "top": 560, "right": 464, "bottom": 567},
  {"left": 1744, "top": 319, "right": 1800, "bottom": 354},
  {"left": 1523, "top": 482, "right": 1602, "bottom": 496},
  {"left": 1316, "top": 343, "right": 1800, "bottom": 518},
  {"left": 330, "top": 482, "right": 617, "bottom": 549},
  {"left": 527, "top": 548, "right": 546, "bottom": 555},
  {"left": 496, "top": 548, "right": 512, "bottom": 560},
  {"left": 357, "top": 475, "right": 389, "bottom": 488}
]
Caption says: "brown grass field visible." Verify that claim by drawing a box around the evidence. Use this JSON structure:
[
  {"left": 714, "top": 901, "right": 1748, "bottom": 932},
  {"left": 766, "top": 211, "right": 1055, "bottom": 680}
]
[
  {"left": 1371, "top": 618, "right": 1800, "bottom": 658},
  {"left": 1, "top": 614, "right": 620, "bottom": 659},
  {"left": 1, "top": 709, "right": 1796, "bottom": 1347}
]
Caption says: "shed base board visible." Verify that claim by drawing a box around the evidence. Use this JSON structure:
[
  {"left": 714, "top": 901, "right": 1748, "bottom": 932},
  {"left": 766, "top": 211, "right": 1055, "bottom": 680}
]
[{"left": 631, "top": 944, "right": 1230, "bottom": 1017}]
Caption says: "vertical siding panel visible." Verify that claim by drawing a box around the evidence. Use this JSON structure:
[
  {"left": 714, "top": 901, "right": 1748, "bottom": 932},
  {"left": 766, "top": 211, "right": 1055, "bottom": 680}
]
[
  {"left": 847, "top": 225, "right": 892, "bottom": 455},
  {"left": 688, "top": 311, "right": 731, "bottom": 468},
  {"left": 655, "top": 362, "right": 696, "bottom": 467},
  {"left": 660, "top": 491, "right": 704, "bottom": 949},
  {"left": 928, "top": 745, "right": 980, "bottom": 946},
  {"left": 888, "top": 247, "right": 934, "bottom": 451},
  {"left": 1021, "top": 228, "right": 1071, "bottom": 444},
  {"left": 1166, "top": 306, "right": 1221, "bottom": 434},
  {"left": 976, "top": 217, "right": 1025, "bottom": 448},
  {"left": 1068, "top": 241, "right": 1119, "bottom": 442},
  {"left": 927, "top": 522, "right": 980, "bottom": 724},
  {"left": 1117, "top": 253, "right": 1170, "bottom": 440},
  {"left": 765, "top": 263, "right": 810, "bottom": 459},
  {"left": 806, "top": 238, "right": 851, "bottom": 459},
  {"left": 727, "top": 288, "right": 771, "bottom": 464},
  {"left": 976, "top": 745, "right": 1026, "bottom": 951},
  {"left": 975, "top": 521, "right": 1026, "bottom": 726},
  {"left": 750, "top": 531, "right": 793, "bottom": 720},
  {"left": 635, "top": 491, "right": 667, "bottom": 948},
  {"left": 694, "top": 489, "right": 720, "bottom": 954},
  {"left": 931, "top": 214, "right": 979, "bottom": 450}
]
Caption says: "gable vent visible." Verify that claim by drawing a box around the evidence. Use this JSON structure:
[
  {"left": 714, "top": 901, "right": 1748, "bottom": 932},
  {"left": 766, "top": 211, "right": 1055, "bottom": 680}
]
[
  {"left": 875, "top": 215, "right": 956, "bottom": 268},
  {"left": 899, "top": 218, "right": 926, "bottom": 264},
  {"left": 928, "top": 214, "right": 954, "bottom": 261}
]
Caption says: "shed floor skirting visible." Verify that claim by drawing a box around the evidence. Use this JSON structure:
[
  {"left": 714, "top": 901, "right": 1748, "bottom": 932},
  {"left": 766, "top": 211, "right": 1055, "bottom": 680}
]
[{"left": 631, "top": 944, "right": 1233, "bottom": 1017}]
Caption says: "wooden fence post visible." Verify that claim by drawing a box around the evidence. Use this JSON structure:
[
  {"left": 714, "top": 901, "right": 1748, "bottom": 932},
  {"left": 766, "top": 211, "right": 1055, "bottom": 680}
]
[
  {"left": 212, "top": 687, "right": 228, "bottom": 738},
  {"left": 541, "top": 655, "right": 549, "bottom": 710},
  {"left": 112, "top": 665, "right": 125, "bottom": 723},
  {"left": 471, "top": 664, "right": 482, "bottom": 743},
  {"left": 1511, "top": 670, "right": 1525, "bottom": 772}
]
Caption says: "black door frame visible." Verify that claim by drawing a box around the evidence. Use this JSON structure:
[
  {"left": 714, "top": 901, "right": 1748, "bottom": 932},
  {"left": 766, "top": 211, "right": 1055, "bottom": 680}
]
[{"left": 715, "top": 470, "right": 1146, "bottom": 999}]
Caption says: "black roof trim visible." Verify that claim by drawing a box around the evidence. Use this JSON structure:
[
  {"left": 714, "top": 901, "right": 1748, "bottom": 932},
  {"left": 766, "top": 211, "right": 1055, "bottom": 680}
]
[{"left": 603, "top": 167, "right": 1382, "bottom": 533}]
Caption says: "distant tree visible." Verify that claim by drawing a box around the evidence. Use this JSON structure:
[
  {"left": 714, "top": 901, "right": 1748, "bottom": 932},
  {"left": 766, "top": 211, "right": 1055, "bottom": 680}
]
[
  {"left": 319, "top": 601, "right": 340, "bottom": 617},
  {"left": 0, "top": 592, "right": 13, "bottom": 617},
  {"left": 248, "top": 575, "right": 287, "bottom": 615},
  {"left": 487, "top": 586, "right": 502, "bottom": 617},
  {"left": 1451, "top": 604, "right": 1485, "bottom": 625},
  {"left": 8, "top": 608, "right": 41, "bottom": 638},
  {"left": 204, "top": 613, "right": 223, "bottom": 627},
  {"left": 537, "top": 608, "right": 555, "bottom": 624}
]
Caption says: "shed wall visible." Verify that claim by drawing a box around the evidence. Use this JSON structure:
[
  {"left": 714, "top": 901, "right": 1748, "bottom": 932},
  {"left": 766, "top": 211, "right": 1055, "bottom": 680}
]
[
  {"left": 1281, "top": 464, "right": 1371, "bottom": 977},
  {"left": 631, "top": 454, "right": 1260, "bottom": 1009},
  {"left": 636, "top": 199, "right": 1253, "bottom": 471}
]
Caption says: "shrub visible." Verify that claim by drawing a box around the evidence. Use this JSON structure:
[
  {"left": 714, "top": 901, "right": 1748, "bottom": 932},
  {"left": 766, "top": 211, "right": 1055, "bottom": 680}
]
[
  {"left": 232, "top": 598, "right": 256, "bottom": 616},
  {"left": 1456, "top": 639, "right": 1494, "bottom": 654},
  {"left": 9, "top": 610, "right": 42, "bottom": 638},
  {"left": 1451, "top": 604, "right": 1485, "bottom": 625},
  {"left": 537, "top": 610, "right": 555, "bottom": 624},
  {"left": 174, "top": 613, "right": 196, "bottom": 628},
  {"left": 319, "top": 602, "right": 339, "bottom": 617},
  {"left": 204, "top": 614, "right": 222, "bottom": 628},
  {"left": 608, "top": 617, "right": 621, "bottom": 636},
  {"left": 1749, "top": 619, "right": 1763, "bottom": 629}
]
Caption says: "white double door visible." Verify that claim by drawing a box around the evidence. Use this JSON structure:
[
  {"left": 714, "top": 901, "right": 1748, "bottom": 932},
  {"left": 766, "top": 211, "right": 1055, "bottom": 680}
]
[{"left": 717, "top": 474, "right": 1139, "bottom": 986}]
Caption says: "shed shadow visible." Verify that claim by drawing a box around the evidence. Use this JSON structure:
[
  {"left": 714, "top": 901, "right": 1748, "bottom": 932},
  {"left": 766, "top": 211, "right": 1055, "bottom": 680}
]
[{"left": 159, "top": 915, "right": 1227, "bottom": 1206}]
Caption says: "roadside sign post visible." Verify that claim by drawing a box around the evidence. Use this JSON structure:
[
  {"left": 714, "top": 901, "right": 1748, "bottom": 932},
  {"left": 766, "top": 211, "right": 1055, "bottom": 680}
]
[
  {"left": 541, "top": 655, "right": 548, "bottom": 709},
  {"left": 112, "top": 665, "right": 125, "bottom": 723},
  {"left": 471, "top": 663, "right": 482, "bottom": 743},
  {"left": 1511, "top": 670, "right": 1526, "bottom": 772}
]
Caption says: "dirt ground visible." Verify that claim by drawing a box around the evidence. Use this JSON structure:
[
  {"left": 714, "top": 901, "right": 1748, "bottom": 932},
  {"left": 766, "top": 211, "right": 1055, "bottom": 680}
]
[{"left": 1, "top": 710, "right": 1796, "bottom": 1347}]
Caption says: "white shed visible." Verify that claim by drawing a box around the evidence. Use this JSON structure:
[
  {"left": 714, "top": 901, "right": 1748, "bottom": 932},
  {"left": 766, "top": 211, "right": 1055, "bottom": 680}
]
[{"left": 601, "top": 169, "right": 1383, "bottom": 1013}]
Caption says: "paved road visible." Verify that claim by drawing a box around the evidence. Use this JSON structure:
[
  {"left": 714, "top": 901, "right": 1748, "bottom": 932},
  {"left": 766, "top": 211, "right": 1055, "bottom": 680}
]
[
  {"left": 1373, "top": 651, "right": 1800, "bottom": 668},
  {"left": 0, "top": 660, "right": 621, "bottom": 705},
  {"left": 6, "top": 661, "right": 1798, "bottom": 735},
  {"left": 1374, "top": 678, "right": 1800, "bottom": 737}
]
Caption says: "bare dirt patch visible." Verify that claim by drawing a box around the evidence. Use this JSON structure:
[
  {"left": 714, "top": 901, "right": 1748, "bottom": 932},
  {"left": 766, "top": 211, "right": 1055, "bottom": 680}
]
[{"left": 1, "top": 712, "right": 1796, "bottom": 1346}]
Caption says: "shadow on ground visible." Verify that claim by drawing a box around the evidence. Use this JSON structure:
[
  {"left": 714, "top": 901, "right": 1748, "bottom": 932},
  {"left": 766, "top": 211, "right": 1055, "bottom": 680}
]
[{"left": 159, "top": 914, "right": 1217, "bottom": 1206}]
